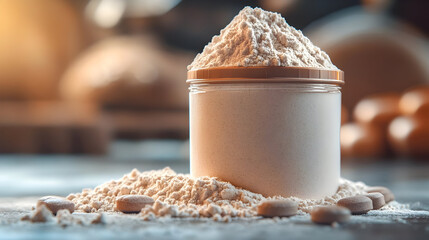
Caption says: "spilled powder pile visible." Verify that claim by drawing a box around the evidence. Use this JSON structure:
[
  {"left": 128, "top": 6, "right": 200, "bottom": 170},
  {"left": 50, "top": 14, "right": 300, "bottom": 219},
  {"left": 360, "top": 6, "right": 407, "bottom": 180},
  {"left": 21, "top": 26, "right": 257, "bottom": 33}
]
[
  {"left": 22, "top": 206, "right": 104, "bottom": 226},
  {"left": 188, "top": 7, "right": 337, "bottom": 71},
  {"left": 67, "top": 168, "right": 370, "bottom": 221},
  {"left": 21, "top": 205, "right": 54, "bottom": 223}
]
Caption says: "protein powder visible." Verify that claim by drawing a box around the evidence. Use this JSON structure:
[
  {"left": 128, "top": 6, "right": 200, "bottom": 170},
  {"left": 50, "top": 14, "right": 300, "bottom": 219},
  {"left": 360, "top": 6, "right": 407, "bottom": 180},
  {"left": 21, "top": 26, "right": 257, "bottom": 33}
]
[{"left": 187, "top": 6, "right": 343, "bottom": 198}]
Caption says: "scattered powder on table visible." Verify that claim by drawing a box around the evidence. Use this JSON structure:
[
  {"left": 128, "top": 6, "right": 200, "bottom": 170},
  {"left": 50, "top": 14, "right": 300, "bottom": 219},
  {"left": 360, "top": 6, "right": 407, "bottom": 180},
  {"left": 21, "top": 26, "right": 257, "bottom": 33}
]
[
  {"left": 188, "top": 6, "right": 337, "bottom": 71},
  {"left": 21, "top": 205, "right": 54, "bottom": 223},
  {"left": 66, "top": 167, "right": 391, "bottom": 221}
]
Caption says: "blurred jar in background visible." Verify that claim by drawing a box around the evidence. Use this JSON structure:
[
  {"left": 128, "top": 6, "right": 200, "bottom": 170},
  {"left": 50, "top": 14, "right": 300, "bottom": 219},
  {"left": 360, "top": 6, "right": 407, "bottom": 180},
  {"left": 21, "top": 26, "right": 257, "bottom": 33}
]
[
  {"left": 60, "top": 36, "right": 191, "bottom": 110},
  {"left": 305, "top": 5, "right": 429, "bottom": 111},
  {"left": 306, "top": 1, "right": 429, "bottom": 161},
  {"left": 59, "top": 35, "right": 192, "bottom": 139},
  {"left": 0, "top": 0, "right": 86, "bottom": 100}
]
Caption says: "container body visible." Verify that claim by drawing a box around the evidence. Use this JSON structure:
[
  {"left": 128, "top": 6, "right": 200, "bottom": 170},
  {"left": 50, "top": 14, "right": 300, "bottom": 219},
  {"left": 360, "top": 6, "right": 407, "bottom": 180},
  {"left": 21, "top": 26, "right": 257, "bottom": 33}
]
[{"left": 189, "top": 82, "right": 341, "bottom": 199}]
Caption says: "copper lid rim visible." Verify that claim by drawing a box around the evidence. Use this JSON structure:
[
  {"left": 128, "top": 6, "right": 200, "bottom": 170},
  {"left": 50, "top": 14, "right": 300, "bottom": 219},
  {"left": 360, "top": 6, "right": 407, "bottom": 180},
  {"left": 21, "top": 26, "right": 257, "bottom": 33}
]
[{"left": 187, "top": 66, "right": 344, "bottom": 85}]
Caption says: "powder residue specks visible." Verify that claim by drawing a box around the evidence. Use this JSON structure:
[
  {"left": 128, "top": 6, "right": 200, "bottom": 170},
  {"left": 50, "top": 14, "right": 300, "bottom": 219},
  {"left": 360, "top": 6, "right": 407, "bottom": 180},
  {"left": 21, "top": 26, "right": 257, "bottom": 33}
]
[
  {"left": 21, "top": 205, "right": 54, "bottom": 223},
  {"left": 67, "top": 168, "right": 372, "bottom": 221},
  {"left": 188, "top": 7, "right": 337, "bottom": 71}
]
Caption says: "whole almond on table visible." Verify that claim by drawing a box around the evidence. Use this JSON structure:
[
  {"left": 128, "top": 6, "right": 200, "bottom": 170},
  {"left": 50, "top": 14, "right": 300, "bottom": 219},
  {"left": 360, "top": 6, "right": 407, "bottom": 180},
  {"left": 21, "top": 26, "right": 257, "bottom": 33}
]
[
  {"left": 337, "top": 195, "right": 373, "bottom": 215},
  {"left": 116, "top": 195, "right": 154, "bottom": 213},
  {"left": 311, "top": 206, "right": 351, "bottom": 224},
  {"left": 365, "top": 186, "right": 395, "bottom": 203},
  {"left": 257, "top": 200, "right": 298, "bottom": 218},
  {"left": 37, "top": 196, "right": 75, "bottom": 215},
  {"left": 364, "top": 192, "right": 386, "bottom": 209}
]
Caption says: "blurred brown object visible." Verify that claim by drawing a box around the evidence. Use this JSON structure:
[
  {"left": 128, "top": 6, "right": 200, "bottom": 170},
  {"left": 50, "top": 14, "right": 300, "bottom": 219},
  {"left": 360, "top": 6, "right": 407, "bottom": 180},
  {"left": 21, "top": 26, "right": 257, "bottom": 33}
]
[
  {"left": 353, "top": 93, "right": 401, "bottom": 127},
  {"left": 0, "top": 101, "right": 110, "bottom": 154},
  {"left": 0, "top": 0, "right": 86, "bottom": 100},
  {"left": 306, "top": 9, "right": 429, "bottom": 110},
  {"left": 399, "top": 85, "right": 429, "bottom": 117},
  {"left": 60, "top": 36, "right": 192, "bottom": 139},
  {"left": 341, "top": 123, "right": 385, "bottom": 158},
  {"left": 60, "top": 36, "right": 191, "bottom": 110},
  {"left": 388, "top": 116, "right": 429, "bottom": 159},
  {"left": 341, "top": 105, "right": 349, "bottom": 125},
  {"left": 343, "top": 93, "right": 401, "bottom": 158}
]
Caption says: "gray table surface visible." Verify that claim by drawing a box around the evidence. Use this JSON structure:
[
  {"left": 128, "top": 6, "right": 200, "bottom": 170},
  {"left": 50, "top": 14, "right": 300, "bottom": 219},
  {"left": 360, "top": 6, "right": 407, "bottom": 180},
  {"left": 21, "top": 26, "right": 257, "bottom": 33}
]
[{"left": 0, "top": 142, "right": 428, "bottom": 240}]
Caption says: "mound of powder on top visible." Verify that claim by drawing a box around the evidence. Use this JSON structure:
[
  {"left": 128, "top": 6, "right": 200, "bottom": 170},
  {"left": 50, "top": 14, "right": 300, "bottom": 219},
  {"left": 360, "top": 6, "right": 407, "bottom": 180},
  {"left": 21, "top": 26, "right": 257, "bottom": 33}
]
[
  {"left": 188, "top": 6, "right": 337, "bottom": 71},
  {"left": 67, "top": 168, "right": 370, "bottom": 220}
]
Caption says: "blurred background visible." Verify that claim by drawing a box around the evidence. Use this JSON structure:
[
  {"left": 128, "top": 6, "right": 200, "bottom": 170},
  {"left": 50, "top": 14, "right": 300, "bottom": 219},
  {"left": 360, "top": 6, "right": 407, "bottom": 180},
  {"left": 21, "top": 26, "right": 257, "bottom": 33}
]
[{"left": 0, "top": 0, "right": 428, "bottom": 206}]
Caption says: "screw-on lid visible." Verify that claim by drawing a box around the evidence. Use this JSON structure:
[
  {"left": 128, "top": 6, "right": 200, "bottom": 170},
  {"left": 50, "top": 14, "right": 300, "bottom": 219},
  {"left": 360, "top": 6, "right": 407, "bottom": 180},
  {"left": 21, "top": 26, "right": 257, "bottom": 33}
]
[{"left": 187, "top": 66, "right": 344, "bottom": 85}]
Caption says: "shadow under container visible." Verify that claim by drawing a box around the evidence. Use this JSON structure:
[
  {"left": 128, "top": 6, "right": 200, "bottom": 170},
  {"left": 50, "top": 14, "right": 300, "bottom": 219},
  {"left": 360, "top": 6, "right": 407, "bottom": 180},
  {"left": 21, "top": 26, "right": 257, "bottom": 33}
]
[{"left": 187, "top": 67, "right": 344, "bottom": 199}]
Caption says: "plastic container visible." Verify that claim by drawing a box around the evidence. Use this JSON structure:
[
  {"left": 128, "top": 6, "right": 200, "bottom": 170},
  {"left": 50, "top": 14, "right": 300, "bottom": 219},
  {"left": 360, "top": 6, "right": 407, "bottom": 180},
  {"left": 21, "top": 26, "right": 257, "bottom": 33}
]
[{"left": 187, "top": 67, "right": 344, "bottom": 199}]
